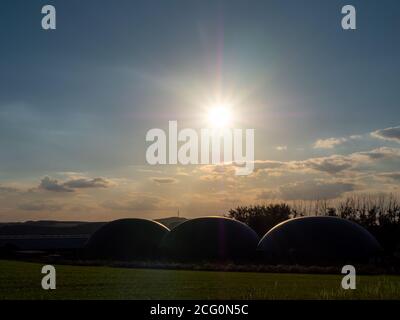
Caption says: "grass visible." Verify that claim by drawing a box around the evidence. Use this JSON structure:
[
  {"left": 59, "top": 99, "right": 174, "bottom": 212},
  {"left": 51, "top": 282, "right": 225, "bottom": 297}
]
[{"left": 0, "top": 260, "right": 399, "bottom": 300}]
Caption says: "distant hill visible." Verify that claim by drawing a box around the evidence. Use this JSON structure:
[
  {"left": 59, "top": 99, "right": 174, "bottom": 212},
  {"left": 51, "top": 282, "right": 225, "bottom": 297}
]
[
  {"left": 0, "top": 221, "right": 105, "bottom": 236},
  {"left": 0, "top": 217, "right": 188, "bottom": 236}
]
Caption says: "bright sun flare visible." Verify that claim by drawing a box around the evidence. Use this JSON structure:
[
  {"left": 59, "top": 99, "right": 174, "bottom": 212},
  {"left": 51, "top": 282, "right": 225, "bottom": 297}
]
[{"left": 207, "top": 105, "right": 233, "bottom": 128}]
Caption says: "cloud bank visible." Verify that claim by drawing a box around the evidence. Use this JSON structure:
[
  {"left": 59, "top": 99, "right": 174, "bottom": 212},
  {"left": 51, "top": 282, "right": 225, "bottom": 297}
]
[{"left": 39, "top": 176, "right": 114, "bottom": 192}]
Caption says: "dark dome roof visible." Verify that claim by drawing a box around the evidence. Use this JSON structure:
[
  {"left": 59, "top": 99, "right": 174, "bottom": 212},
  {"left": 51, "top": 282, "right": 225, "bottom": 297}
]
[
  {"left": 85, "top": 218, "right": 169, "bottom": 261},
  {"left": 257, "top": 216, "right": 382, "bottom": 265},
  {"left": 160, "top": 216, "right": 259, "bottom": 261}
]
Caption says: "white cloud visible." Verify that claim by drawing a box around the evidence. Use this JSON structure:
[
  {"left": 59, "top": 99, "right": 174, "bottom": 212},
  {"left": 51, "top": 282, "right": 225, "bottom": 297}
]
[{"left": 313, "top": 137, "right": 347, "bottom": 149}]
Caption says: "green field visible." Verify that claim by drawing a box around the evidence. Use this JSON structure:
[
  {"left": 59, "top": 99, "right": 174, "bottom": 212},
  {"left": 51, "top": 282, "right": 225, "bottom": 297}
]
[{"left": 0, "top": 260, "right": 399, "bottom": 299}]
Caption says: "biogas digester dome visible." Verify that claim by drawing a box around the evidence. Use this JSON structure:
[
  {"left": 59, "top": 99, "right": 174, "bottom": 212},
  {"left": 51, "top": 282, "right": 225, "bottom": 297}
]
[
  {"left": 161, "top": 217, "right": 260, "bottom": 261},
  {"left": 257, "top": 216, "right": 382, "bottom": 265},
  {"left": 85, "top": 218, "right": 169, "bottom": 260}
]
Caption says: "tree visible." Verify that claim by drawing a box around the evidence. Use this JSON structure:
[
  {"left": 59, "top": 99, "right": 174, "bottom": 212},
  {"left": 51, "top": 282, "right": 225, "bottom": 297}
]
[{"left": 226, "top": 204, "right": 292, "bottom": 237}]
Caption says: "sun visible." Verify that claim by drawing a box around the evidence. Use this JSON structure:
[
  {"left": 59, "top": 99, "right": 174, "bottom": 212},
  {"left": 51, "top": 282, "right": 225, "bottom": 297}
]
[{"left": 207, "top": 105, "right": 233, "bottom": 128}]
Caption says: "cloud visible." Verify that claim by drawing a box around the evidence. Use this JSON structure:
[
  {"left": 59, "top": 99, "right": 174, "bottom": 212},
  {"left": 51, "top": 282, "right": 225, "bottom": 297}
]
[
  {"left": 39, "top": 176, "right": 115, "bottom": 192},
  {"left": 256, "top": 180, "right": 355, "bottom": 201},
  {"left": 197, "top": 165, "right": 238, "bottom": 183},
  {"left": 256, "top": 190, "right": 280, "bottom": 200},
  {"left": 312, "top": 134, "right": 363, "bottom": 150},
  {"left": 278, "top": 180, "right": 355, "bottom": 201},
  {"left": 276, "top": 145, "right": 287, "bottom": 151},
  {"left": 253, "top": 156, "right": 354, "bottom": 175},
  {"left": 202, "top": 147, "right": 400, "bottom": 179},
  {"left": 18, "top": 201, "right": 64, "bottom": 211},
  {"left": 350, "top": 135, "right": 363, "bottom": 140},
  {"left": 63, "top": 177, "right": 113, "bottom": 189},
  {"left": 151, "top": 177, "right": 178, "bottom": 184},
  {"left": 299, "top": 147, "right": 400, "bottom": 175},
  {"left": 313, "top": 137, "right": 347, "bottom": 149},
  {"left": 200, "top": 165, "right": 237, "bottom": 174},
  {"left": 301, "top": 156, "right": 354, "bottom": 174},
  {"left": 0, "top": 185, "right": 19, "bottom": 193},
  {"left": 39, "top": 176, "right": 73, "bottom": 192},
  {"left": 377, "top": 172, "right": 400, "bottom": 182},
  {"left": 355, "top": 147, "right": 400, "bottom": 160},
  {"left": 254, "top": 161, "right": 286, "bottom": 172},
  {"left": 371, "top": 126, "right": 400, "bottom": 143}
]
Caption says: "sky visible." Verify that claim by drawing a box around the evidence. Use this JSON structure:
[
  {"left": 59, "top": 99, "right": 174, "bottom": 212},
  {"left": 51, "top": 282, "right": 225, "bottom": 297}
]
[{"left": 0, "top": 0, "right": 400, "bottom": 221}]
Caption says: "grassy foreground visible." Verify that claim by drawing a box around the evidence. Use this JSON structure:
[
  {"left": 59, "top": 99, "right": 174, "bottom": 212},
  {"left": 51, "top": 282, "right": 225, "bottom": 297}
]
[{"left": 0, "top": 260, "right": 399, "bottom": 300}]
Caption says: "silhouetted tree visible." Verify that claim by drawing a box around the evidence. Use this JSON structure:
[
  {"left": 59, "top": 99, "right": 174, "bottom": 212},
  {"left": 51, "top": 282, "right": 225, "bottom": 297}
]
[
  {"left": 228, "top": 195, "right": 400, "bottom": 258},
  {"left": 227, "top": 204, "right": 292, "bottom": 237}
]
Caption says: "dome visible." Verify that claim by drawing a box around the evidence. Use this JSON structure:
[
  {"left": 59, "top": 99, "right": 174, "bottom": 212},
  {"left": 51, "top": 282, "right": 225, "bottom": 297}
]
[
  {"left": 85, "top": 218, "right": 169, "bottom": 260},
  {"left": 160, "top": 216, "right": 259, "bottom": 261},
  {"left": 257, "top": 216, "right": 382, "bottom": 265}
]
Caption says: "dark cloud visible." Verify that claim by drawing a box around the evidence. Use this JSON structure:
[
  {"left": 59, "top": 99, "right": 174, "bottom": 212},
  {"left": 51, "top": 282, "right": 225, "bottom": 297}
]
[
  {"left": 356, "top": 147, "right": 400, "bottom": 160},
  {"left": 63, "top": 177, "right": 113, "bottom": 189},
  {"left": 301, "top": 156, "right": 353, "bottom": 174},
  {"left": 254, "top": 147, "right": 400, "bottom": 176},
  {"left": 39, "top": 176, "right": 114, "bottom": 192},
  {"left": 151, "top": 177, "right": 178, "bottom": 184},
  {"left": 39, "top": 177, "right": 73, "bottom": 192},
  {"left": 371, "top": 126, "right": 400, "bottom": 143}
]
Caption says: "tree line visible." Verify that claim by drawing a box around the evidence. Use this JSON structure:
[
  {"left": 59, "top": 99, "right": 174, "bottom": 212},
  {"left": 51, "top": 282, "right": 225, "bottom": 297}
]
[{"left": 226, "top": 195, "right": 400, "bottom": 258}]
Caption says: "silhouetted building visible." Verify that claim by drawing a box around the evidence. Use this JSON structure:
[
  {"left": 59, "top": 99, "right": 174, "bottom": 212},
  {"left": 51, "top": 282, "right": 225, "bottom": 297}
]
[
  {"left": 161, "top": 216, "right": 259, "bottom": 261},
  {"left": 257, "top": 216, "right": 382, "bottom": 265},
  {"left": 85, "top": 218, "right": 169, "bottom": 261}
]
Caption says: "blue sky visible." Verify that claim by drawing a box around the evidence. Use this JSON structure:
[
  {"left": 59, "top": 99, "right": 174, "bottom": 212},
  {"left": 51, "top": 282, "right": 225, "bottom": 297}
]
[{"left": 0, "top": 0, "right": 400, "bottom": 221}]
